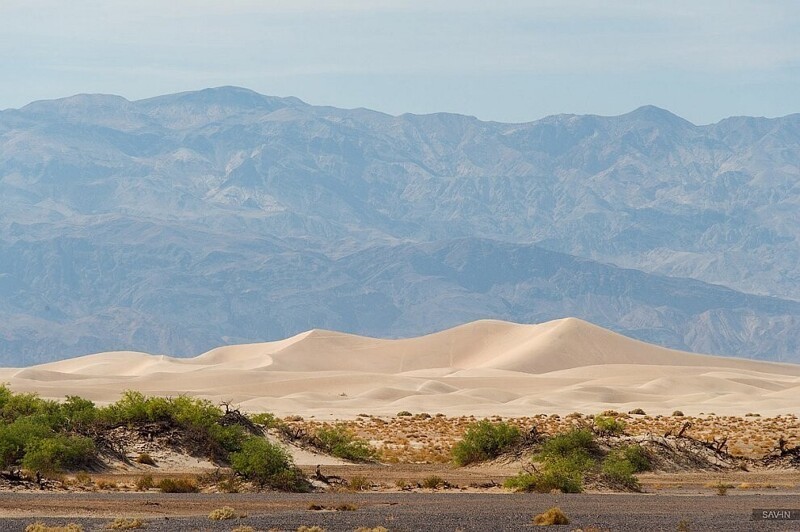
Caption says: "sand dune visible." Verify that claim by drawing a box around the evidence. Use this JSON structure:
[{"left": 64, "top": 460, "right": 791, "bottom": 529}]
[{"left": 1, "top": 318, "right": 799, "bottom": 417}]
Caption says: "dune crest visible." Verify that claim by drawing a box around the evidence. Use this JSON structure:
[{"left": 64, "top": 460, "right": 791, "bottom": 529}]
[{"left": 1, "top": 318, "right": 798, "bottom": 417}]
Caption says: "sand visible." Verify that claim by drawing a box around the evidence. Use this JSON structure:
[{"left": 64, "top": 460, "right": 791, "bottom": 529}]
[{"left": 2, "top": 317, "right": 799, "bottom": 417}]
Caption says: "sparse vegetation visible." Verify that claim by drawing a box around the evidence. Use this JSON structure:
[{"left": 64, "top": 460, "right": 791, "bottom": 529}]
[
  {"left": 533, "top": 507, "right": 570, "bottom": 526},
  {"left": 25, "top": 524, "right": 83, "bottom": 532},
  {"left": 230, "top": 436, "right": 309, "bottom": 491},
  {"left": 421, "top": 474, "right": 445, "bottom": 489},
  {"left": 313, "top": 424, "right": 376, "bottom": 462},
  {"left": 157, "top": 477, "right": 199, "bottom": 493},
  {"left": 105, "top": 518, "right": 145, "bottom": 529},
  {"left": 451, "top": 420, "right": 521, "bottom": 466},
  {"left": 672, "top": 410, "right": 684, "bottom": 417},
  {"left": 593, "top": 415, "right": 626, "bottom": 436},
  {"left": 208, "top": 506, "right": 236, "bottom": 520},
  {"left": 249, "top": 412, "right": 279, "bottom": 428},
  {"left": 628, "top": 408, "right": 646, "bottom": 415},
  {"left": 511, "top": 432, "right": 650, "bottom": 493},
  {"left": 396, "top": 411, "right": 412, "bottom": 417},
  {"left": 347, "top": 474, "right": 371, "bottom": 491},
  {"left": 134, "top": 452, "right": 156, "bottom": 465},
  {"left": 134, "top": 475, "right": 154, "bottom": 491}
]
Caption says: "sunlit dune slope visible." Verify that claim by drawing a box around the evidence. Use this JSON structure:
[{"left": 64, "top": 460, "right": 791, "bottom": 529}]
[{"left": 2, "top": 318, "right": 798, "bottom": 417}]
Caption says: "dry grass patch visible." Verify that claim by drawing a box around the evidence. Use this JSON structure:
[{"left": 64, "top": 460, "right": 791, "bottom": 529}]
[
  {"left": 208, "top": 507, "right": 236, "bottom": 520},
  {"left": 105, "top": 518, "right": 145, "bottom": 529},
  {"left": 25, "top": 524, "right": 83, "bottom": 532},
  {"left": 533, "top": 507, "right": 570, "bottom": 526}
]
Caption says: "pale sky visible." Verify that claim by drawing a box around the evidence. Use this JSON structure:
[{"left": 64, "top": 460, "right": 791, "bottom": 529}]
[{"left": 1, "top": 0, "right": 798, "bottom": 124}]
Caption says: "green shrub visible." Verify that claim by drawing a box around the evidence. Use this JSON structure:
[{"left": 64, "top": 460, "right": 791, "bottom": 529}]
[
  {"left": 230, "top": 437, "right": 308, "bottom": 491},
  {"left": 601, "top": 453, "right": 639, "bottom": 490},
  {"left": 539, "top": 429, "right": 596, "bottom": 462},
  {"left": 628, "top": 408, "right": 646, "bottom": 415},
  {"left": 505, "top": 429, "right": 597, "bottom": 494},
  {"left": 593, "top": 415, "right": 626, "bottom": 436},
  {"left": 21, "top": 435, "right": 95, "bottom": 473},
  {"left": 396, "top": 411, "right": 412, "bottom": 417},
  {"left": 621, "top": 445, "right": 651, "bottom": 472},
  {"left": 314, "top": 425, "right": 376, "bottom": 462},
  {"left": 0, "top": 418, "right": 53, "bottom": 468},
  {"left": 452, "top": 420, "right": 521, "bottom": 466},
  {"left": 504, "top": 468, "right": 582, "bottom": 493},
  {"left": 249, "top": 412, "right": 279, "bottom": 428}
]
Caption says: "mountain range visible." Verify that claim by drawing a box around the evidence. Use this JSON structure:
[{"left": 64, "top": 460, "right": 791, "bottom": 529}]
[{"left": 1, "top": 86, "right": 799, "bottom": 365}]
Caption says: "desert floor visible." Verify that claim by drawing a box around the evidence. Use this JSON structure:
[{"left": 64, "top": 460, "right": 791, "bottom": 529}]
[{"left": 3, "top": 491, "right": 800, "bottom": 531}]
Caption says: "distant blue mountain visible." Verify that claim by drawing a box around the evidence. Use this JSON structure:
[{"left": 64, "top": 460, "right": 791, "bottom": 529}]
[{"left": 1, "top": 87, "right": 799, "bottom": 364}]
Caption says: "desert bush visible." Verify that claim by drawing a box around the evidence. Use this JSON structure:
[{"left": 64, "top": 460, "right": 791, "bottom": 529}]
[
  {"left": 533, "top": 507, "right": 570, "bottom": 526},
  {"left": 21, "top": 435, "right": 96, "bottom": 473},
  {"left": 74, "top": 472, "right": 92, "bottom": 486},
  {"left": 314, "top": 425, "right": 376, "bottom": 462},
  {"left": 451, "top": 420, "right": 521, "bottom": 466},
  {"left": 134, "top": 475, "right": 154, "bottom": 491},
  {"left": 396, "top": 411, "right": 412, "bottom": 417},
  {"left": 134, "top": 452, "right": 156, "bottom": 465},
  {"left": 601, "top": 453, "right": 639, "bottom": 490},
  {"left": 105, "top": 518, "right": 145, "bottom": 529},
  {"left": 230, "top": 437, "right": 308, "bottom": 491},
  {"left": 593, "top": 415, "right": 626, "bottom": 436},
  {"left": 95, "top": 479, "right": 118, "bottom": 490},
  {"left": 620, "top": 445, "right": 651, "bottom": 472},
  {"left": 713, "top": 482, "right": 734, "bottom": 496},
  {"left": 672, "top": 410, "right": 684, "bottom": 417},
  {"left": 336, "top": 504, "right": 358, "bottom": 511},
  {"left": 24, "top": 523, "right": 83, "bottom": 532},
  {"left": 157, "top": 477, "right": 199, "bottom": 493},
  {"left": 0, "top": 418, "right": 53, "bottom": 468},
  {"left": 208, "top": 507, "right": 236, "bottom": 520},
  {"left": 98, "top": 391, "right": 246, "bottom": 459},
  {"left": 506, "top": 429, "right": 597, "bottom": 493},
  {"left": 421, "top": 475, "right": 445, "bottom": 489},
  {"left": 628, "top": 408, "right": 646, "bottom": 415},
  {"left": 347, "top": 475, "right": 371, "bottom": 491},
  {"left": 249, "top": 412, "right": 279, "bottom": 428}
]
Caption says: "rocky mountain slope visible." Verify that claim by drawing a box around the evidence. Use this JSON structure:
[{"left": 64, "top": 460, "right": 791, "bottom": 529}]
[{"left": 1, "top": 87, "right": 798, "bottom": 364}]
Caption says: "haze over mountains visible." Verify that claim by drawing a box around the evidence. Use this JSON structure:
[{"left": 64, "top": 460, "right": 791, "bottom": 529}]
[{"left": 1, "top": 86, "right": 799, "bottom": 365}]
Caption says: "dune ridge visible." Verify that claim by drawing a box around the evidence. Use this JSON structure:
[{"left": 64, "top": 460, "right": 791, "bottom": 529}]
[{"left": 1, "top": 318, "right": 799, "bottom": 417}]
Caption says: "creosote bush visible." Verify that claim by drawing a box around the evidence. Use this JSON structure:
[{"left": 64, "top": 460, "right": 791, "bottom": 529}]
[
  {"left": 313, "top": 424, "right": 376, "bottom": 462},
  {"left": 230, "top": 437, "right": 309, "bottom": 492},
  {"left": 451, "top": 420, "right": 521, "bottom": 466},
  {"left": 593, "top": 415, "right": 626, "bottom": 436}
]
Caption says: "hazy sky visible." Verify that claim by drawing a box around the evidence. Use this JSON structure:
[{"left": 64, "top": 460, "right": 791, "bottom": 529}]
[{"left": 1, "top": 0, "right": 798, "bottom": 124}]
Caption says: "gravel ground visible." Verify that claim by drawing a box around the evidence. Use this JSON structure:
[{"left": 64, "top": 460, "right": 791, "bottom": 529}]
[{"left": 2, "top": 492, "right": 800, "bottom": 531}]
